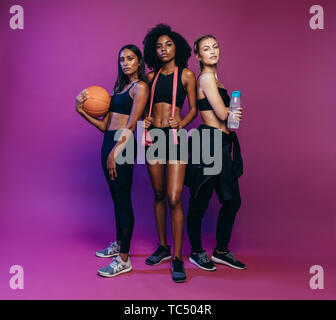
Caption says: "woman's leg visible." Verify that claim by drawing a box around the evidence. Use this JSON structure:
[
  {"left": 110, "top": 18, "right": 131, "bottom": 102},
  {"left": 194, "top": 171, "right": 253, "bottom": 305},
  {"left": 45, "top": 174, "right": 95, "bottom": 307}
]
[
  {"left": 211, "top": 182, "right": 245, "bottom": 269},
  {"left": 146, "top": 161, "right": 168, "bottom": 247},
  {"left": 97, "top": 160, "right": 134, "bottom": 276},
  {"left": 167, "top": 161, "right": 187, "bottom": 260},
  {"left": 101, "top": 132, "right": 136, "bottom": 260},
  {"left": 187, "top": 176, "right": 217, "bottom": 253},
  {"left": 215, "top": 198, "right": 241, "bottom": 252},
  {"left": 110, "top": 161, "right": 135, "bottom": 259},
  {"left": 101, "top": 134, "right": 122, "bottom": 244},
  {"left": 215, "top": 179, "right": 241, "bottom": 252}
]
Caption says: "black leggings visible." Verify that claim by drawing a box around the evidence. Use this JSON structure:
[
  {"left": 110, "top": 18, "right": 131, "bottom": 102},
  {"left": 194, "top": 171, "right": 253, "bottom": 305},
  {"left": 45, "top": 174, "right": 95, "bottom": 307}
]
[
  {"left": 101, "top": 130, "right": 137, "bottom": 254},
  {"left": 187, "top": 171, "right": 241, "bottom": 254}
]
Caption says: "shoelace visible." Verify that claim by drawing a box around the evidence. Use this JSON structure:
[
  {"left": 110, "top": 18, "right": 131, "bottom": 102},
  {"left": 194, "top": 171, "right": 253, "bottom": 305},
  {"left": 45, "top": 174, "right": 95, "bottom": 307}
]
[
  {"left": 173, "top": 259, "right": 184, "bottom": 273},
  {"left": 107, "top": 241, "right": 119, "bottom": 254},
  {"left": 225, "top": 252, "right": 237, "bottom": 262},
  {"left": 153, "top": 245, "right": 167, "bottom": 256},
  {"left": 109, "top": 257, "right": 124, "bottom": 272},
  {"left": 199, "top": 252, "right": 210, "bottom": 263}
]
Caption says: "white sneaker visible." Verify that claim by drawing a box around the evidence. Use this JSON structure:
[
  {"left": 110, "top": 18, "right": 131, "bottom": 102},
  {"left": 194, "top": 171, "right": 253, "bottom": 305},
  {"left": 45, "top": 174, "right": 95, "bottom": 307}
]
[
  {"left": 97, "top": 255, "right": 132, "bottom": 277},
  {"left": 96, "top": 241, "right": 120, "bottom": 258}
]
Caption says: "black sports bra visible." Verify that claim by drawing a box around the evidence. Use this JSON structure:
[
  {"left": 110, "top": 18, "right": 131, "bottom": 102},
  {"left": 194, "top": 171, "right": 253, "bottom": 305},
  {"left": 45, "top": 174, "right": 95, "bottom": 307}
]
[
  {"left": 197, "top": 87, "right": 230, "bottom": 111},
  {"left": 109, "top": 82, "right": 137, "bottom": 115},
  {"left": 151, "top": 68, "right": 187, "bottom": 108}
]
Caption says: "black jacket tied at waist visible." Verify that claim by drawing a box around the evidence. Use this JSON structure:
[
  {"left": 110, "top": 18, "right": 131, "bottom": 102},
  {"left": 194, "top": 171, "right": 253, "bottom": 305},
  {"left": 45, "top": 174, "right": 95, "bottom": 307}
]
[{"left": 185, "top": 124, "right": 243, "bottom": 200}]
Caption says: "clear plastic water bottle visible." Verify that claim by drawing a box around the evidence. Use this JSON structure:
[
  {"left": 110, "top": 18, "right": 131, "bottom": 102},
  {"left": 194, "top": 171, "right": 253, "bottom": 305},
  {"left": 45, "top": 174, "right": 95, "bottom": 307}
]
[{"left": 228, "top": 91, "right": 241, "bottom": 129}]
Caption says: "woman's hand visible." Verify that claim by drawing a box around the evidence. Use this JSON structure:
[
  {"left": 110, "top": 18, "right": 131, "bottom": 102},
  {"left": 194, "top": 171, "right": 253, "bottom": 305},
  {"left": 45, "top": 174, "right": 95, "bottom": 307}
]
[
  {"left": 231, "top": 107, "right": 243, "bottom": 122},
  {"left": 168, "top": 117, "right": 180, "bottom": 129},
  {"left": 107, "top": 151, "right": 117, "bottom": 180},
  {"left": 76, "top": 89, "right": 89, "bottom": 114},
  {"left": 143, "top": 116, "right": 153, "bottom": 129}
]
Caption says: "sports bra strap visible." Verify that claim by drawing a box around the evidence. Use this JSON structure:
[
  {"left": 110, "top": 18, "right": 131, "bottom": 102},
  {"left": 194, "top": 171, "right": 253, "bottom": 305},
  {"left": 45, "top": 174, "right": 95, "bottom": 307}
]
[
  {"left": 129, "top": 80, "right": 140, "bottom": 90},
  {"left": 143, "top": 67, "right": 179, "bottom": 146}
]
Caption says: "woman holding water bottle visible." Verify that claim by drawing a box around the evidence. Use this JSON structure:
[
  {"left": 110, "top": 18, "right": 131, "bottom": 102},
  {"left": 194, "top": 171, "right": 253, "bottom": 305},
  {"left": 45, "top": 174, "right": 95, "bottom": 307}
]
[{"left": 184, "top": 35, "right": 246, "bottom": 271}]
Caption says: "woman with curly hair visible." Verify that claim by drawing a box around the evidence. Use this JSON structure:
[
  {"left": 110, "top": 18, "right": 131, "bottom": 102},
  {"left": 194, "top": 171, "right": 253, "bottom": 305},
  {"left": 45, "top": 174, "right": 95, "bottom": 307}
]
[{"left": 142, "top": 24, "right": 197, "bottom": 283}]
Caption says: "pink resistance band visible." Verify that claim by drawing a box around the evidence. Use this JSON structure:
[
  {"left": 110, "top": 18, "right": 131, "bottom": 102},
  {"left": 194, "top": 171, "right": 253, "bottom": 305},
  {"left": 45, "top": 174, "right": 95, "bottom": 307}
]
[{"left": 142, "top": 66, "right": 179, "bottom": 146}]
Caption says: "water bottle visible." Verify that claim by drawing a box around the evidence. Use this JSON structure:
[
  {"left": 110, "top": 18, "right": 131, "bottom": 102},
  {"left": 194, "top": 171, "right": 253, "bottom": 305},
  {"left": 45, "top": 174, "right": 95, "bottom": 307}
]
[{"left": 228, "top": 91, "right": 241, "bottom": 129}]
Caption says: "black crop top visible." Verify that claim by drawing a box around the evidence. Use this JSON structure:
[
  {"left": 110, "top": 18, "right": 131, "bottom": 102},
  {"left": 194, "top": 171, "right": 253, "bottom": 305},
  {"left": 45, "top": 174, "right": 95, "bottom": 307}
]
[
  {"left": 197, "top": 87, "right": 230, "bottom": 111},
  {"left": 109, "top": 83, "right": 136, "bottom": 115},
  {"left": 151, "top": 68, "right": 187, "bottom": 108}
]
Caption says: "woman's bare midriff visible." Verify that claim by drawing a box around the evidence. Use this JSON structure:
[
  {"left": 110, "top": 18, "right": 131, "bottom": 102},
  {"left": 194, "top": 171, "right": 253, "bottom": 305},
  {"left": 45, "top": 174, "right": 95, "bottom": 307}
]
[
  {"left": 200, "top": 111, "right": 230, "bottom": 134},
  {"left": 151, "top": 102, "right": 182, "bottom": 127},
  {"left": 196, "top": 81, "right": 230, "bottom": 134},
  {"left": 107, "top": 112, "right": 130, "bottom": 131}
]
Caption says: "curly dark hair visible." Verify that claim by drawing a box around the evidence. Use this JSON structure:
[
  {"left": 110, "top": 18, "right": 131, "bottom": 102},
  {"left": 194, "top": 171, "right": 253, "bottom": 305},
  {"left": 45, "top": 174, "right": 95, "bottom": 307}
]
[{"left": 143, "top": 24, "right": 192, "bottom": 71}]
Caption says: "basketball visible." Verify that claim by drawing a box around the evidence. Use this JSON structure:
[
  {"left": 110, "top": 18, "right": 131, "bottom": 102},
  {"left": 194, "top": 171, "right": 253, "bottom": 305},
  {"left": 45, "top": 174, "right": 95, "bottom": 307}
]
[{"left": 83, "top": 85, "right": 111, "bottom": 117}]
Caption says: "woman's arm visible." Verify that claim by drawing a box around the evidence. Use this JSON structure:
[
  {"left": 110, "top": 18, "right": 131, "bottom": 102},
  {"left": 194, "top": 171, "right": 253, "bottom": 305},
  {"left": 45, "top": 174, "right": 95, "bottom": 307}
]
[
  {"left": 147, "top": 71, "right": 155, "bottom": 84},
  {"left": 142, "top": 71, "right": 155, "bottom": 125},
  {"left": 78, "top": 107, "right": 111, "bottom": 133},
  {"left": 199, "top": 73, "right": 230, "bottom": 121},
  {"left": 168, "top": 68, "right": 198, "bottom": 129},
  {"left": 76, "top": 89, "right": 111, "bottom": 132}
]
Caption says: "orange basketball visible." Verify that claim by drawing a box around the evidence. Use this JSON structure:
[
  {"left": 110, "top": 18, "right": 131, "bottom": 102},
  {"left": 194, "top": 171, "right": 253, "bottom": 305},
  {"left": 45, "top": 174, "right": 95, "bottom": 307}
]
[{"left": 83, "top": 85, "right": 111, "bottom": 117}]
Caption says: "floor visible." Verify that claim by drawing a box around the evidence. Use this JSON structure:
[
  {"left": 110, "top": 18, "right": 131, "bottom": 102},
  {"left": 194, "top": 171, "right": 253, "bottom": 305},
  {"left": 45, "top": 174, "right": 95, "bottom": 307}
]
[{"left": 1, "top": 230, "right": 334, "bottom": 300}]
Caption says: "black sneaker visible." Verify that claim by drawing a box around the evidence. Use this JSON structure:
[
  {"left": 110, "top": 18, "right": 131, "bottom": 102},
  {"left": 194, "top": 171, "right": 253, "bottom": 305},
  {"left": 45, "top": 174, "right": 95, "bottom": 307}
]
[
  {"left": 211, "top": 249, "right": 246, "bottom": 270},
  {"left": 189, "top": 251, "right": 216, "bottom": 271},
  {"left": 145, "top": 245, "right": 172, "bottom": 265},
  {"left": 172, "top": 257, "right": 187, "bottom": 283}
]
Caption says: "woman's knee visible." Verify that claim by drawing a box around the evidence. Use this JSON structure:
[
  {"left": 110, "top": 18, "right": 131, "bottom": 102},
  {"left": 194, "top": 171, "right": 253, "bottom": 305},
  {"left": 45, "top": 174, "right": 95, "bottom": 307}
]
[
  {"left": 118, "top": 210, "right": 134, "bottom": 227},
  {"left": 168, "top": 194, "right": 182, "bottom": 210},
  {"left": 188, "top": 195, "right": 211, "bottom": 215},
  {"left": 154, "top": 189, "right": 166, "bottom": 202},
  {"left": 232, "top": 197, "right": 241, "bottom": 213},
  {"left": 220, "top": 198, "right": 241, "bottom": 215}
]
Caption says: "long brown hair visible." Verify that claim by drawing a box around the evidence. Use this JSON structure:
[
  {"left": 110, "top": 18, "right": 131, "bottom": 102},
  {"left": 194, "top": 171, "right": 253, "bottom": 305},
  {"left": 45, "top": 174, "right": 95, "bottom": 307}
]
[{"left": 113, "top": 44, "right": 146, "bottom": 94}]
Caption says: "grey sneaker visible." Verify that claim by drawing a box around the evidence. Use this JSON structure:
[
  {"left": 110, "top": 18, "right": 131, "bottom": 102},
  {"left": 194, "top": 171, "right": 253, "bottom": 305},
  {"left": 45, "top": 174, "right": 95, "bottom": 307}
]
[
  {"left": 145, "top": 245, "right": 172, "bottom": 265},
  {"left": 189, "top": 251, "right": 216, "bottom": 271},
  {"left": 96, "top": 241, "right": 120, "bottom": 258},
  {"left": 211, "top": 249, "right": 246, "bottom": 270},
  {"left": 97, "top": 255, "right": 132, "bottom": 277}
]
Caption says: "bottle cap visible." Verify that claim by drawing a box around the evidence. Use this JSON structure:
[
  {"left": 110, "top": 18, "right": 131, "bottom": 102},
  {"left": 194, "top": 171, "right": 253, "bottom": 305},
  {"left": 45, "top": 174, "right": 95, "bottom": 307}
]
[{"left": 232, "top": 91, "right": 241, "bottom": 97}]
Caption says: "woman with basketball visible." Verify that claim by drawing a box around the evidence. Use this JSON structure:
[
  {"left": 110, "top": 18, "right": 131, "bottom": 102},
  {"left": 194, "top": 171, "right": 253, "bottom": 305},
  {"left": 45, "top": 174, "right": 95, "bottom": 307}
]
[
  {"left": 76, "top": 44, "right": 149, "bottom": 277},
  {"left": 142, "top": 24, "right": 197, "bottom": 283},
  {"left": 185, "top": 35, "right": 245, "bottom": 272}
]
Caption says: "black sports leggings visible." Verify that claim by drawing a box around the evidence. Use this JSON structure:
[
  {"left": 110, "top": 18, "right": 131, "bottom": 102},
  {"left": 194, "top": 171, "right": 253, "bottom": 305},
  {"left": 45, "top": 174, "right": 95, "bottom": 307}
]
[
  {"left": 101, "top": 130, "right": 137, "bottom": 254},
  {"left": 187, "top": 174, "right": 241, "bottom": 253}
]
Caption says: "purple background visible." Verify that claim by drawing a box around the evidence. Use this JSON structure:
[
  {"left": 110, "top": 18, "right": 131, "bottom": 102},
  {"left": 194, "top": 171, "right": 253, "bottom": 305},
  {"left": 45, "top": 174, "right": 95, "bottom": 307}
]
[{"left": 1, "top": 0, "right": 335, "bottom": 299}]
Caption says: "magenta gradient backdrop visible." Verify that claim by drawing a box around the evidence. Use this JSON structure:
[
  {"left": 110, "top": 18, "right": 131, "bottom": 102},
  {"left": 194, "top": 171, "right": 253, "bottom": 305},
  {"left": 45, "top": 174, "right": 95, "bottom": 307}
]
[{"left": 1, "top": 0, "right": 335, "bottom": 299}]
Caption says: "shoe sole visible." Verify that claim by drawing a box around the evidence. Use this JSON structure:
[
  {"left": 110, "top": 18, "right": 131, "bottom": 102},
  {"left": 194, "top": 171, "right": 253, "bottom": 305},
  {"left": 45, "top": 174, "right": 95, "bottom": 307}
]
[
  {"left": 97, "top": 267, "right": 132, "bottom": 277},
  {"left": 95, "top": 252, "right": 119, "bottom": 258},
  {"left": 211, "top": 256, "right": 246, "bottom": 270},
  {"left": 145, "top": 255, "right": 172, "bottom": 266},
  {"left": 189, "top": 257, "right": 216, "bottom": 271},
  {"left": 173, "top": 278, "right": 187, "bottom": 283}
]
